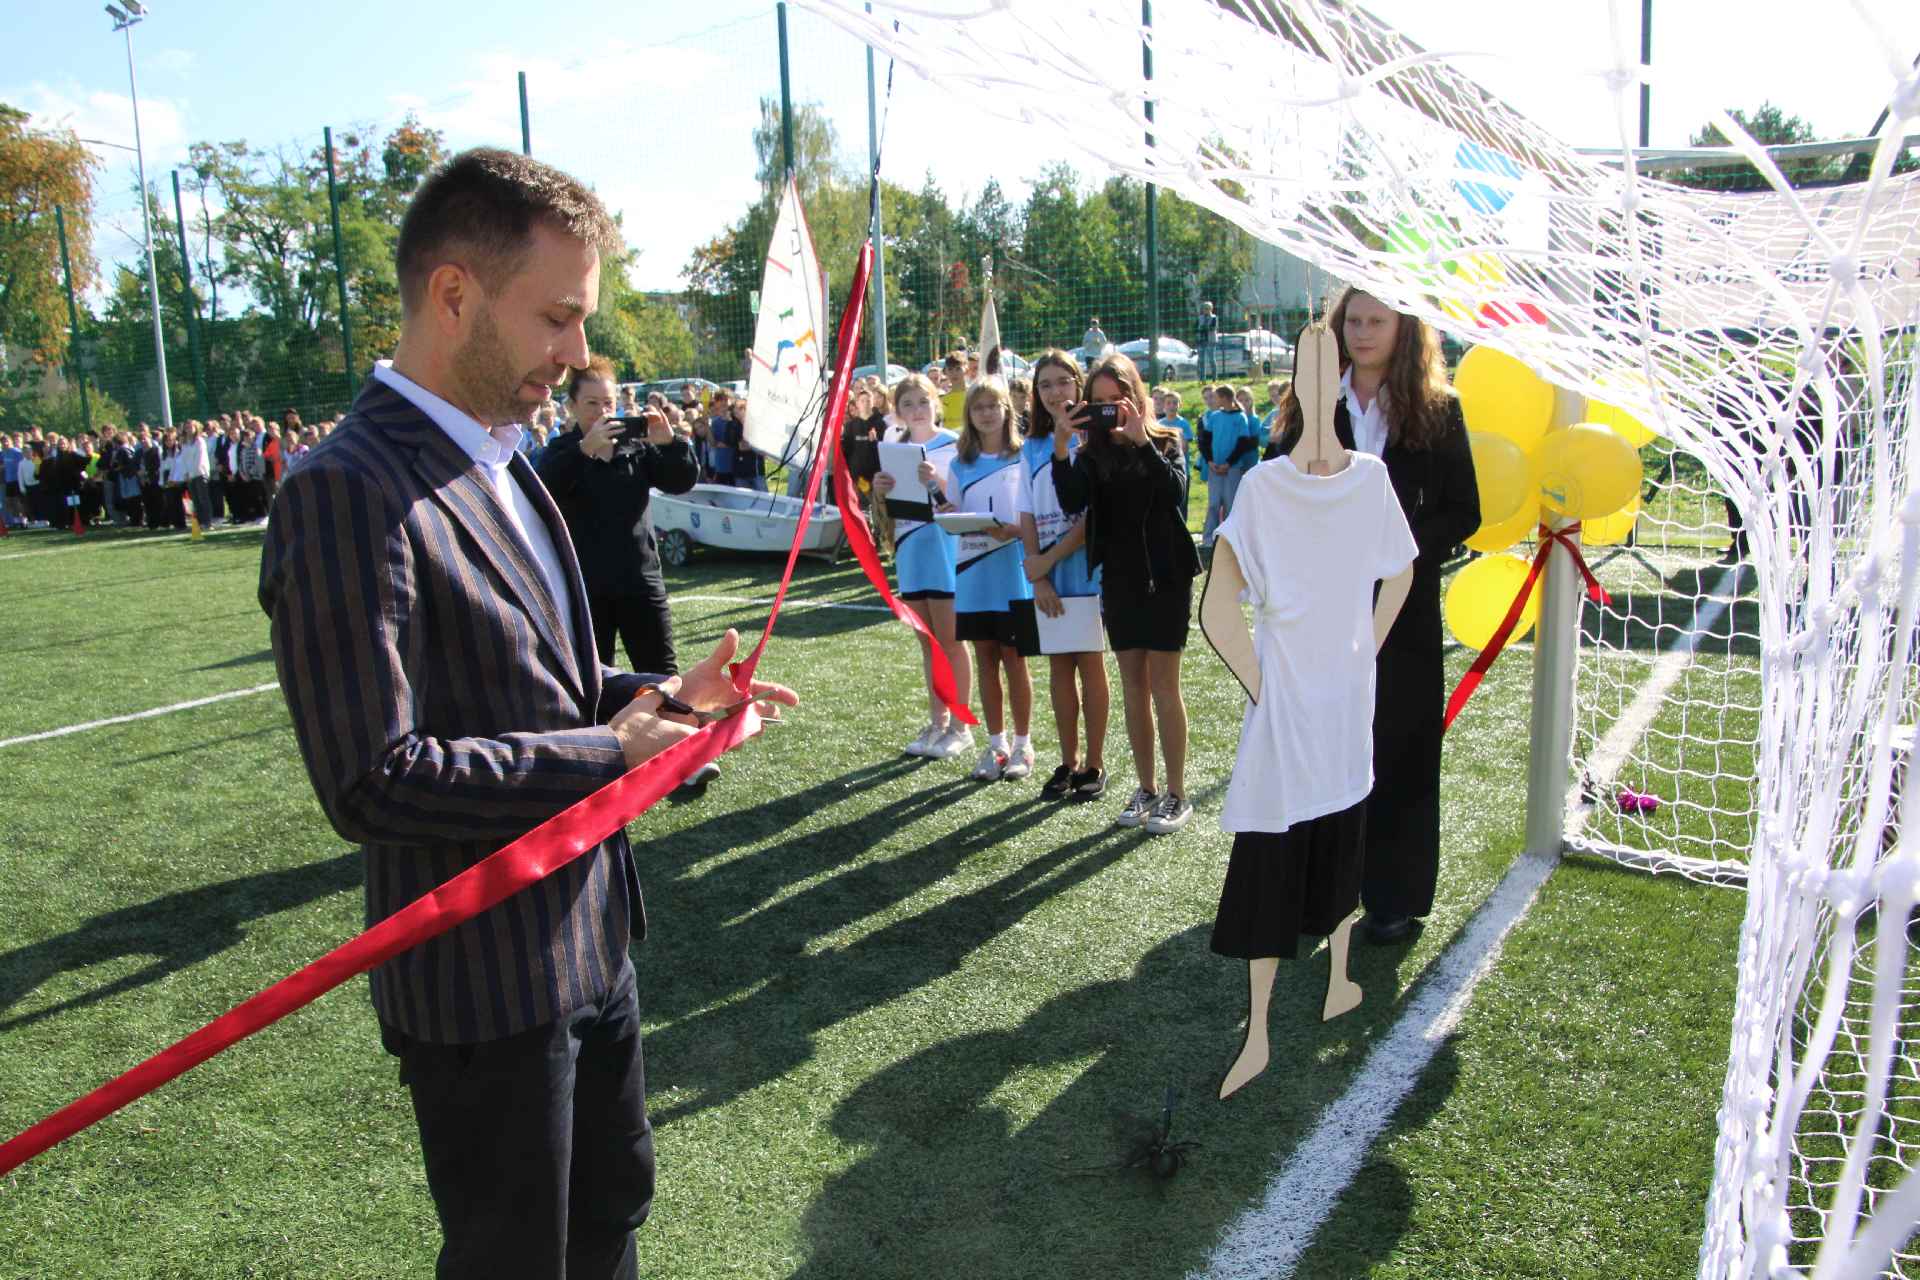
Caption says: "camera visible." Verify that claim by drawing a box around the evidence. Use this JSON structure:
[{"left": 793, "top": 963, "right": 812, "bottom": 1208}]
[
  {"left": 1082, "top": 403, "right": 1121, "bottom": 432},
  {"left": 606, "top": 415, "right": 657, "bottom": 451}
]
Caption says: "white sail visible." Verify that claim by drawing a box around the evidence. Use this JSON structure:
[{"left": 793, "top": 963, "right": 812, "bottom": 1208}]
[
  {"left": 977, "top": 255, "right": 1003, "bottom": 377},
  {"left": 744, "top": 176, "right": 828, "bottom": 466}
]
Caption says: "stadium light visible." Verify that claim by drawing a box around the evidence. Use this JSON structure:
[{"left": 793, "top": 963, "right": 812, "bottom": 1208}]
[{"left": 102, "top": 0, "right": 172, "bottom": 430}]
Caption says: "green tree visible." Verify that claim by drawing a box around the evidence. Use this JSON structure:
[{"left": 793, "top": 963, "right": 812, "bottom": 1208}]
[
  {"left": 0, "top": 104, "right": 97, "bottom": 369},
  {"left": 1672, "top": 101, "right": 1917, "bottom": 192}
]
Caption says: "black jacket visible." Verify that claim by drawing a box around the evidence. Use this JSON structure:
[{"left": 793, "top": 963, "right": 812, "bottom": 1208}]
[
  {"left": 1053, "top": 434, "right": 1201, "bottom": 592},
  {"left": 537, "top": 427, "right": 700, "bottom": 595}
]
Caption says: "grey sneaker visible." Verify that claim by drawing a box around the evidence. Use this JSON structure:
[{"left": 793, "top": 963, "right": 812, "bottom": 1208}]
[
  {"left": 970, "top": 745, "right": 1007, "bottom": 781},
  {"left": 1001, "top": 742, "right": 1035, "bottom": 780},
  {"left": 904, "top": 722, "right": 943, "bottom": 758},
  {"left": 932, "top": 723, "right": 974, "bottom": 760},
  {"left": 1116, "top": 787, "right": 1158, "bottom": 828},
  {"left": 1143, "top": 791, "right": 1193, "bottom": 834}
]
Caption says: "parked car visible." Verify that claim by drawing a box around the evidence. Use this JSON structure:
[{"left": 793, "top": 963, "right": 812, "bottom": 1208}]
[
  {"left": 1116, "top": 337, "right": 1199, "bottom": 379},
  {"left": 1069, "top": 340, "right": 1116, "bottom": 370},
  {"left": 643, "top": 376, "right": 722, "bottom": 405},
  {"left": 1216, "top": 330, "right": 1293, "bottom": 377},
  {"left": 850, "top": 362, "right": 912, "bottom": 385}
]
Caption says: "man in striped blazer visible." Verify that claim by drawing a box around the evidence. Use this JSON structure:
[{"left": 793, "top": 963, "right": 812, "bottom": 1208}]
[{"left": 259, "top": 149, "right": 794, "bottom": 1280}]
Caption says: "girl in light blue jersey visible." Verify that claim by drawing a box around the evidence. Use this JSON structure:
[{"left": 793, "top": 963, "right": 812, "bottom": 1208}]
[
  {"left": 873, "top": 373, "right": 972, "bottom": 759},
  {"left": 939, "top": 378, "right": 1036, "bottom": 781}
]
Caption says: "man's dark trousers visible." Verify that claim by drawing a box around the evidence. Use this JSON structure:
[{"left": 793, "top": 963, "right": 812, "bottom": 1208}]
[{"left": 386, "top": 957, "right": 655, "bottom": 1280}]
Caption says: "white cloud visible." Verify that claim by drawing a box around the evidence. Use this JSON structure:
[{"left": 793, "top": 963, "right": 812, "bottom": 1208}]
[{"left": 3, "top": 79, "right": 192, "bottom": 172}]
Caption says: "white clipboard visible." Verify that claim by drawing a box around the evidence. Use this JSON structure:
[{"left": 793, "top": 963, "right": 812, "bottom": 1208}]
[
  {"left": 877, "top": 442, "right": 929, "bottom": 506},
  {"left": 1037, "top": 594, "right": 1104, "bottom": 654}
]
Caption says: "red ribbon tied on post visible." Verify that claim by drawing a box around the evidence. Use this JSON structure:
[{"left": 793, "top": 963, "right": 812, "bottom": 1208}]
[{"left": 1441, "top": 522, "right": 1610, "bottom": 734}]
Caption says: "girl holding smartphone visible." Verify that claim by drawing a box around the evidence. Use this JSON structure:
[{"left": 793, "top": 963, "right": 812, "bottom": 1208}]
[{"left": 1053, "top": 354, "right": 1201, "bottom": 833}]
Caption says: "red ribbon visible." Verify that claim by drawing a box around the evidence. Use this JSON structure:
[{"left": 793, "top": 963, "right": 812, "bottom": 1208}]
[
  {"left": 818, "top": 252, "right": 975, "bottom": 726},
  {"left": 0, "top": 711, "right": 755, "bottom": 1177},
  {"left": 0, "top": 238, "right": 962, "bottom": 1178},
  {"left": 1441, "top": 521, "right": 1610, "bottom": 734}
]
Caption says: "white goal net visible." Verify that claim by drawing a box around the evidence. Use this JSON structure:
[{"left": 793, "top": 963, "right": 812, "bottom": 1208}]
[{"left": 798, "top": 0, "right": 1920, "bottom": 1274}]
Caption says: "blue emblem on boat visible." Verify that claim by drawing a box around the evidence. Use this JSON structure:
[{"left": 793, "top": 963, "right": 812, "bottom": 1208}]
[
  {"left": 721, "top": 515, "right": 733, "bottom": 534},
  {"left": 690, "top": 511, "right": 701, "bottom": 530}
]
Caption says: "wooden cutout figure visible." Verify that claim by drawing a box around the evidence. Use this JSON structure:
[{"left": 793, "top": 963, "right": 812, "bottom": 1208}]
[{"left": 1200, "top": 317, "right": 1415, "bottom": 1101}]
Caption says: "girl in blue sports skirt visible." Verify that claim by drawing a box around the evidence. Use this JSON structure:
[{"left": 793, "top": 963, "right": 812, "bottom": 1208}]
[
  {"left": 937, "top": 378, "right": 1036, "bottom": 782},
  {"left": 873, "top": 373, "right": 972, "bottom": 760}
]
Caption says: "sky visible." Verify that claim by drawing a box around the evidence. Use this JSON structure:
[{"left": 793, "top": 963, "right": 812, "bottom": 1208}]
[{"left": 6, "top": 0, "right": 1917, "bottom": 300}]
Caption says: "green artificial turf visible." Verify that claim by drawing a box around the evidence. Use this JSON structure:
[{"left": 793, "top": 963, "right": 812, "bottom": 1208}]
[{"left": 0, "top": 521, "right": 1754, "bottom": 1278}]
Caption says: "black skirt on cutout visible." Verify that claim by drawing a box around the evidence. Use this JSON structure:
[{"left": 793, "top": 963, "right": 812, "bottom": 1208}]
[{"left": 1209, "top": 798, "right": 1367, "bottom": 960}]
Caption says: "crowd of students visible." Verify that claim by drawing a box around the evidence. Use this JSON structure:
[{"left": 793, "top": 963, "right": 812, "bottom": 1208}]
[{"left": 0, "top": 409, "right": 341, "bottom": 532}]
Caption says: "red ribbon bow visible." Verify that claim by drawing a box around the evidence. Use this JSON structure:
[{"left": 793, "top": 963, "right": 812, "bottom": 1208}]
[{"left": 1441, "top": 522, "right": 1610, "bottom": 734}]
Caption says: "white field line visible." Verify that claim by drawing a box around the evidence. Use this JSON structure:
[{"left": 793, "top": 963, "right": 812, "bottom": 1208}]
[
  {"left": 1193, "top": 850, "right": 1560, "bottom": 1280},
  {"left": 1565, "top": 565, "right": 1742, "bottom": 832},
  {"left": 1196, "top": 566, "right": 1745, "bottom": 1278},
  {"left": 0, "top": 523, "right": 258, "bottom": 562},
  {"left": 0, "top": 593, "right": 897, "bottom": 750},
  {"left": 0, "top": 683, "right": 281, "bottom": 750}
]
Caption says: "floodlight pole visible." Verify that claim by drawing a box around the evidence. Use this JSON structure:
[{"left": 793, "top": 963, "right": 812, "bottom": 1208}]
[
  {"left": 518, "top": 71, "right": 531, "bottom": 155},
  {"left": 111, "top": 4, "right": 173, "bottom": 430},
  {"left": 55, "top": 206, "right": 93, "bottom": 436},
  {"left": 1143, "top": 0, "right": 1160, "bottom": 384},
  {"left": 1638, "top": 0, "right": 1652, "bottom": 148},
  {"left": 865, "top": 2, "right": 888, "bottom": 373},
  {"left": 777, "top": 2, "right": 796, "bottom": 180},
  {"left": 169, "top": 169, "right": 210, "bottom": 417},
  {"left": 323, "top": 127, "right": 357, "bottom": 401},
  {"left": 1524, "top": 387, "right": 1588, "bottom": 859}
]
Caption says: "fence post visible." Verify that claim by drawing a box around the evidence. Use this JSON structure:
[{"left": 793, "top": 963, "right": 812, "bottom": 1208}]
[
  {"left": 323, "top": 127, "right": 357, "bottom": 403},
  {"left": 1143, "top": 0, "right": 1160, "bottom": 382},
  {"left": 170, "top": 170, "right": 211, "bottom": 417},
  {"left": 54, "top": 206, "right": 92, "bottom": 436},
  {"left": 1523, "top": 385, "right": 1588, "bottom": 859},
  {"left": 518, "top": 72, "right": 532, "bottom": 156},
  {"left": 865, "top": 2, "right": 888, "bottom": 373}
]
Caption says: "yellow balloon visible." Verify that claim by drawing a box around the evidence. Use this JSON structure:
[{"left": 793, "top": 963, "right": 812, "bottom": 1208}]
[
  {"left": 1455, "top": 345, "right": 1554, "bottom": 452},
  {"left": 1537, "top": 423, "right": 1644, "bottom": 519},
  {"left": 1588, "top": 398, "right": 1657, "bottom": 449},
  {"left": 1445, "top": 554, "right": 1541, "bottom": 650},
  {"left": 1468, "top": 431, "right": 1530, "bottom": 526},
  {"left": 1582, "top": 495, "right": 1640, "bottom": 546},
  {"left": 1466, "top": 493, "right": 1540, "bottom": 554}
]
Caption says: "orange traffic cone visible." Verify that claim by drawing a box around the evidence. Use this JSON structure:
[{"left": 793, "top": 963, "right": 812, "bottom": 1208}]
[{"left": 72, "top": 507, "right": 86, "bottom": 536}]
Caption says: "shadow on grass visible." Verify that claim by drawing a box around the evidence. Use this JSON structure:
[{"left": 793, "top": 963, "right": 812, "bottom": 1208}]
[
  {"left": 116, "top": 720, "right": 288, "bottom": 766},
  {"left": 195, "top": 648, "right": 274, "bottom": 672},
  {"left": 786, "top": 923, "right": 1464, "bottom": 1279},
  {"left": 0, "top": 851, "right": 359, "bottom": 1034},
  {"left": 0, "top": 610, "right": 261, "bottom": 656}
]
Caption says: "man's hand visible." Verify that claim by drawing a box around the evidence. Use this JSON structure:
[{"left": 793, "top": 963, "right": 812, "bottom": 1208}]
[
  {"left": 582, "top": 417, "right": 620, "bottom": 462},
  {"left": 675, "top": 628, "right": 800, "bottom": 723},
  {"left": 609, "top": 682, "right": 696, "bottom": 769}
]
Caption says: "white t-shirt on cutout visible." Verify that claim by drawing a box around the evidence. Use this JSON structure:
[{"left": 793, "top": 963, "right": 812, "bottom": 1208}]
[{"left": 1216, "top": 453, "right": 1417, "bottom": 834}]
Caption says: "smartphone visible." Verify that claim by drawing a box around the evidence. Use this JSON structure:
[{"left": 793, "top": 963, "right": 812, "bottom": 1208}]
[
  {"left": 606, "top": 415, "right": 654, "bottom": 445},
  {"left": 1082, "top": 403, "right": 1121, "bottom": 432}
]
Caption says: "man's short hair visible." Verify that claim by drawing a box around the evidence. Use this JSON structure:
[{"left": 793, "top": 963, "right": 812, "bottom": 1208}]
[
  {"left": 563, "top": 355, "right": 617, "bottom": 398},
  {"left": 944, "top": 351, "right": 967, "bottom": 372},
  {"left": 396, "top": 147, "right": 622, "bottom": 313}
]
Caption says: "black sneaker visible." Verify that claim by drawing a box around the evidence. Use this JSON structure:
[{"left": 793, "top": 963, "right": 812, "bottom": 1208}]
[
  {"left": 1070, "top": 766, "right": 1106, "bottom": 801},
  {"left": 1041, "top": 764, "right": 1075, "bottom": 800}
]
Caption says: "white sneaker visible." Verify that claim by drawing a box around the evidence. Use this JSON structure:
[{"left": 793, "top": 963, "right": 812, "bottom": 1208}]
[
  {"left": 1001, "top": 742, "right": 1035, "bottom": 781},
  {"left": 932, "top": 723, "right": 974, "bottom": 760},
  {"left": 904, "top": 722, "right": 943, "bottom": 757},
  {"left": 1143, "top": 791, "right": 1193, "bottom": 834},
  {"left": 1116, "top": 787, "right": 1158, "bottom": 828},
  {"left": 970, "top": 745, "right": 1007, "bottom": 781}
]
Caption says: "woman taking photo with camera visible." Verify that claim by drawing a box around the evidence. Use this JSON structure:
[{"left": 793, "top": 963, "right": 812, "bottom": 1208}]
[
  {"left": 1263, "top": 287, "right": 1479, "bottom": 944},
  {"left": 1053, "top": 353, "right": 1201, "bottom": 834}
]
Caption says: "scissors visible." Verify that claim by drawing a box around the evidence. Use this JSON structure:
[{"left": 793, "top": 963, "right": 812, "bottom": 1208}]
[{"left": 635, "top": 683, "right": 772, "bottom": 725}]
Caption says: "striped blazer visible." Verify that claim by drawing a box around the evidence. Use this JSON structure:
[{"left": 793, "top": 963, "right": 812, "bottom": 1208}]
[{"left": 259, "top": 376, "right": 656, "bottom": 1044}]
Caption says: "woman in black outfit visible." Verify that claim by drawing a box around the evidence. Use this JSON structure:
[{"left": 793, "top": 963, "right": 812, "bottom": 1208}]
[
  {"left": 1053, "top": 352, "right": 1203, "bottom": 835},
  {"left": 1265, "top": 288, "right": 1479, "bottom": 943}
]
